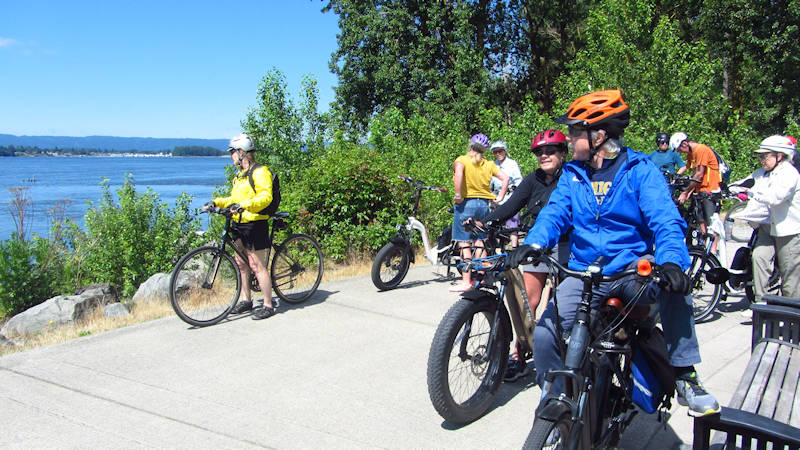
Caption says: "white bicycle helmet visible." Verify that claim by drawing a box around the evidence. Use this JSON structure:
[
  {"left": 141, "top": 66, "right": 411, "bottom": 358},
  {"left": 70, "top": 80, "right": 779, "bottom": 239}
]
[
  {"left": 754, "top": 135, "right": 796, "bottom": 157},
  {"left": 490, "top": 140, "right": 507, "bottom": 152},
  {"left": 228, "top": 133, "right": 255, "bottom": 153},
  {"left": 669, "top": 132, "right": 688, "bottom": 151}
]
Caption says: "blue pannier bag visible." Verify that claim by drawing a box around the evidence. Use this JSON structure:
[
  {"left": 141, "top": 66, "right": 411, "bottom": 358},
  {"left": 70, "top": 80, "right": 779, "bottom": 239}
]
[{"left": 630, "top": 347, "right": 663, "bottom": 413}]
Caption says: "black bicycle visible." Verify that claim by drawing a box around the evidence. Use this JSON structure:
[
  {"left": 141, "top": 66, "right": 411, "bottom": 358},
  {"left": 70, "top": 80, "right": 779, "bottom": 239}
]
[
  {"left": 521, "top": 253, "right": 727, "bottom": 449},
  {"left": 169, "top": 206, "right": 324, "bottom": 327}
]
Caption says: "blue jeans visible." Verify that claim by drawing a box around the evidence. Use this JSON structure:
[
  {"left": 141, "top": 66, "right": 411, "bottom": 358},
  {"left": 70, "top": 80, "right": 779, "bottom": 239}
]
[
  {"left": 533, "top": 258, "right": 701, "bottom": 391},
  {"left": 452, "top": 198, "right": 490, "bottom": 241}
]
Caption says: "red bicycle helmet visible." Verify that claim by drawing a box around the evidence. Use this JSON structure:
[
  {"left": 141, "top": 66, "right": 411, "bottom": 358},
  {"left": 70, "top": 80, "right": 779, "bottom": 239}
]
[
  {"left": 555, "top": 89, "right": 630, "bottom": 138},
  {"left": 532, "top": 129, "right": 568, "bottom": 151}
]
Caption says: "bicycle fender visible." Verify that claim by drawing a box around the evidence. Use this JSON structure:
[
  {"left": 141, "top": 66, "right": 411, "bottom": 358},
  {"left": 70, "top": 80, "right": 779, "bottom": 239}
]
[
  {"left": 536, "top": 399, "right": 571, "bottom": 421},
  {"left": 459, "top": 291, "right": 512, "bottom": 340}
]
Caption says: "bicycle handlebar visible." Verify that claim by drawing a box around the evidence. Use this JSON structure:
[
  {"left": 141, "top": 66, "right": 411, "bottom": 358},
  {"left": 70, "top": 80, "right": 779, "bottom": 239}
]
[
  {"left": 204, "top": 205, "right": 242, "bottom": 217},
  {"left": 398, "top": 174, "right": 448, "bottom": 192},
  {"left": 519, "top": 250, "right": 664, "bottom": 286}
]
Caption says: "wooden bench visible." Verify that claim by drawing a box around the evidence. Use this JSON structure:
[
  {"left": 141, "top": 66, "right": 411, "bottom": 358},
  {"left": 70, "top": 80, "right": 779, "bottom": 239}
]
[{"left": 693, "top": 295, "right": 800, "bottom": 450}]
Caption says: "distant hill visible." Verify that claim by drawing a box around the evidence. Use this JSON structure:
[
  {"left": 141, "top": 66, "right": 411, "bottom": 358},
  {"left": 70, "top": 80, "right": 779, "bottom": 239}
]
[{"left": 0, "top": 134, "right": 229, "bottom": 152}]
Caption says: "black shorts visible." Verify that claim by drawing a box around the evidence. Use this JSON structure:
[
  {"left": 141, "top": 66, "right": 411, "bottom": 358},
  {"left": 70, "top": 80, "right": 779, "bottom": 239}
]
[
  {"left": 231, "top": 220, "right": 270, "bottom": 251},
  {"left": 694, "top": 194, "right": 719, "bottom": 224}
]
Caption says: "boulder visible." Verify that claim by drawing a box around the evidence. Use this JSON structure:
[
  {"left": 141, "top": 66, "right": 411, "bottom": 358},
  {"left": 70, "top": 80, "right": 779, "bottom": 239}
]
[
  {"left": 1, "top": 286, "right": 114, "bottom": 337},
  {"left": 131, "top": 273, "right": 171, "bottom": 304},
  {"left": 104, "top": 302, "right": 130, "bottom": 318},
  {"left": 131, "top": 271, "right": 201, "bottom": 304}
]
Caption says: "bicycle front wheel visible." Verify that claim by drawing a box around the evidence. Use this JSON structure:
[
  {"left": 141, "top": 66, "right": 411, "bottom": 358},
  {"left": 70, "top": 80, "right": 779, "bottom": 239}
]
[
  {"left": 170, "top": 246, "right": 240, "bottom": 327},
  {"left": 427, "top": 298, "right": 509, "bottom": 424},
  {"left": 523, "top": 410, "right": 574, "bottom": 450},
  {"left": 271, "top": 234, "right": 324, "bottom": 304},
  {"left": 687, "top": 249, "right": 723, "bottom": 322},
  {"left": 370, "top": 242, "right": 411, "bottom": 290}
]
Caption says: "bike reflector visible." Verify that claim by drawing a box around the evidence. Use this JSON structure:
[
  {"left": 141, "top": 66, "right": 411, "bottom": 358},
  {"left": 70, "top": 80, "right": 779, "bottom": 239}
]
[{"left": 637, "top": 259, "right": 652, "bottom": 277}]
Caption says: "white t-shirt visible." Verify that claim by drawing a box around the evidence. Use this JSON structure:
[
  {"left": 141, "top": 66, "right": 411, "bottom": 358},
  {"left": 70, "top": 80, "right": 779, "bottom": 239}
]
[{"left": 491, "top": 157, "right": 522, "bottom": 205}]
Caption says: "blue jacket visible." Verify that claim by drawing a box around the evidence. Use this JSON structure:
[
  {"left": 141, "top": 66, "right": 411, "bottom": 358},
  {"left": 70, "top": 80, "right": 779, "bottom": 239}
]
[{"left": 522, "top": 148, "right": 689, "bottom": 274}]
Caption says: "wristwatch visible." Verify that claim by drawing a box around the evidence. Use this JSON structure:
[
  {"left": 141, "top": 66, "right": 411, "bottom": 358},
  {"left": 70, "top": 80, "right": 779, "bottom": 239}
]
[{"left": 454, "top": 193, "right": 462, "bottom": 199}]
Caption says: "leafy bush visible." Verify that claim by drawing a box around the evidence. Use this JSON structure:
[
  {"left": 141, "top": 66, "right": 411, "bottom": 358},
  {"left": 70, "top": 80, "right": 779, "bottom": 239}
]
[
  {"left": 66, "top": 177, "right": 203, "bottom": 297},
  {"left": 0, "top": 235, "right": 64, "bottom": 318}
]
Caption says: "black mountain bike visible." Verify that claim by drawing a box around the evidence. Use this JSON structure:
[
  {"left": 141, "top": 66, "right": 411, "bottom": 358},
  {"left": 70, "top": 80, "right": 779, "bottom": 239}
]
[
  {"left": 521, "top": 253, "right": 727, "bottom": 449},
  {"left": 169, "top": 206, "right": 323, "bottom": 327}
]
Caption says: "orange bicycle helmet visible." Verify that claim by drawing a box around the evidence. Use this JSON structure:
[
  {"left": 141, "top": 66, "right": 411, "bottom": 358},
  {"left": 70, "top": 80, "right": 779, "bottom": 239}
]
[{"left": 555, "top": 89, "right": 630, "bottom": 138}]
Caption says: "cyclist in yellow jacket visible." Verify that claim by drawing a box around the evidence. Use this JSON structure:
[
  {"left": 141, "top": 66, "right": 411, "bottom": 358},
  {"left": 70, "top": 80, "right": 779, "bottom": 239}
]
[{"left": 205, "top": 133, "right": 276, "bottom": 320}]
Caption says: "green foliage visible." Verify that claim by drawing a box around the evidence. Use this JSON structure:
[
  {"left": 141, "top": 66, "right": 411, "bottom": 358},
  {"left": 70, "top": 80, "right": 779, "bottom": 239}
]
[
  {"left": 172, "top": 146, "right": 225, "bottom": 157},
  {"left": 67, "top": 177, "right": 203, "bottom": 297},
  {"left": 0, "top": 235, "right": 65, "bottom": 318}
]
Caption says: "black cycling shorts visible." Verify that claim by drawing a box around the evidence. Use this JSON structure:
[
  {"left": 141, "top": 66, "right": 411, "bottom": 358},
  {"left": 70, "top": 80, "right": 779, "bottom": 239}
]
[
  {"left": 694, "top": 194, "right": 719, "bottom": 225},
  {"left": 231, "top": 220, "right": 270, "bottom": 251}
]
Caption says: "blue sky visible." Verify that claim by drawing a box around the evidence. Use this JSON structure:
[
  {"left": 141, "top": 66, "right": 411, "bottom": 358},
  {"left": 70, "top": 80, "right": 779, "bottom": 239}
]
[{"left": 0, "top": 1, "right": 339, "bottom": 139}]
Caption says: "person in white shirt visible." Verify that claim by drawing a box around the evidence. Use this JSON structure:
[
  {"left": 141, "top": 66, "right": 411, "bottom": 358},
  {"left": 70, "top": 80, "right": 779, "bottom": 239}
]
[
  {"left": 489, "top": 140, "right": 523, "bottom": 246},
  {"left": 748, "top": 135, "right": 800, "bottom": 298}
]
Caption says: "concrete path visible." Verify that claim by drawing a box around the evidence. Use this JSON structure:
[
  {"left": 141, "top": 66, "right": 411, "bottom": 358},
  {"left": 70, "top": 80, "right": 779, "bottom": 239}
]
[{"left": 0, "top": 255, "right": 754, "bottom": 449}]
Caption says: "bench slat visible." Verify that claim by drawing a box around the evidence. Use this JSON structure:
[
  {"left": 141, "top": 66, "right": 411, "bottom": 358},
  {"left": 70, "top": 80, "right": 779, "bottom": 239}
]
[
  {"left": 774, "top": 346, "right": 800, "bottom": 424},
  {"left": 757, "top": 344, "right": 792, "bottom": 419},
  {"left": 729, "top": 341, "right": 770, "bottom": 410},
  {"left": 740, "top": 342, "right": 779, "bottom": 414},
  {"left": 790, "top": 347, "right": 800, "bottom": 428}
]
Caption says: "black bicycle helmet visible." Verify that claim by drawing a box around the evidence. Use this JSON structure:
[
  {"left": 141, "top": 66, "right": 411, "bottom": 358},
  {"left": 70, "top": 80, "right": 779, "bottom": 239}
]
[{"left": 656, "top": 132, "right": 669, "bottom": 144}]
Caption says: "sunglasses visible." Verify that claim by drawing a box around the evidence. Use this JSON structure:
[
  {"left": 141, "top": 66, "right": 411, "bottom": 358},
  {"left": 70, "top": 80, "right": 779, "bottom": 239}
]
[
  {"left": 657, "top": 140, "right": 668, "bottom": 145},
  {"left": 533, "top": 147, "right": 560, "bottom": 157}
]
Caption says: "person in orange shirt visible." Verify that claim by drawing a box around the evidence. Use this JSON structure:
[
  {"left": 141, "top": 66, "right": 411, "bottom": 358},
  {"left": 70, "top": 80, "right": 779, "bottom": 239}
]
[{"left": 672, "top": 132, "right": 722, "bottom": 247}]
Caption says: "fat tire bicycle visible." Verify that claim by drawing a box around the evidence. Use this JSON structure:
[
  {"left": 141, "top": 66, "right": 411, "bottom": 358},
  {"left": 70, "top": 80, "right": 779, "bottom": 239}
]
[
  {"left": 371, "top": 175, "right": 459, "bottom": 291},
  {"left": 426, "top": 220, "right": 538, "bottom": 425},
  {"left": 520, "top": 253, "right": 727, "bottom": 449},
  {"left": 169, "top": 206, "right": 323, "bottom": 327}
]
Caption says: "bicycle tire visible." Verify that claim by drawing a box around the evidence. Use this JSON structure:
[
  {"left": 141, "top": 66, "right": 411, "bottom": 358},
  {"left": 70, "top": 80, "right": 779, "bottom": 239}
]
[
  {"left": 687, "top": 249, "right": 723, "bottom": 322},
  {"left": 370, "top": 242, "right": 411, "bottom": 290},
  {"left": 169, "top": 246, "right": 240, "bottom": 327},
  {"left": 270, "top": 233, "right": 323, "bottom": 304},
  {"left": 426, "top": 298, "right": 509, "bottom": 424},
  {"left": 522, "top": 411, "right": 573, "bottom": 450}
]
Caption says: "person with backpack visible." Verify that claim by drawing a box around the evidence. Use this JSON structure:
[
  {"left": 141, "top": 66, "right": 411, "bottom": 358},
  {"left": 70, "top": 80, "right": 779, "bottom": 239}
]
[
  {"left": 672, "top": 132, "right": 724, "bottom": 253},
  {"left": 204, "top": 133, "right": 278, "bottom": 320}
]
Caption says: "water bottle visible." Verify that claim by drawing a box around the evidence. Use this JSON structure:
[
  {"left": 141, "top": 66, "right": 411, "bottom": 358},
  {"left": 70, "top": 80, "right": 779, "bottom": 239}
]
[{"left": 564, "top": 322, "right": 589, "bottom": 369}]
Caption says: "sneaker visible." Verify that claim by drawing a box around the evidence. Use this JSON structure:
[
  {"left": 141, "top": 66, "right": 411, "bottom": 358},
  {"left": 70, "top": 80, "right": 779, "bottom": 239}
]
[
  {"left": 251, "top": 305, "right": 276, "bottom": 320},
  {"left": 504, "top": 357, "right": 530, "bottom": 382},
  {"left": 675, "top": 372, "right": 721, "bottom": 417},
  {"left": 230, "top": 300, "right": 253, "bottom": 314}
]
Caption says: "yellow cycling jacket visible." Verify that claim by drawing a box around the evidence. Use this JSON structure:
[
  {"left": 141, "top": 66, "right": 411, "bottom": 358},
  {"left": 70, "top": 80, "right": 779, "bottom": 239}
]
[{"left": 213, "top": 165, "right": 273, "bottom": 223}]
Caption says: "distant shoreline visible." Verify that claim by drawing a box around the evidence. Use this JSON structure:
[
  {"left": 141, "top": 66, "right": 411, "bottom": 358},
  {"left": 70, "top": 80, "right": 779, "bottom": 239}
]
[{"left": 2, "top": 153, "right": 228, "bottom": 158}]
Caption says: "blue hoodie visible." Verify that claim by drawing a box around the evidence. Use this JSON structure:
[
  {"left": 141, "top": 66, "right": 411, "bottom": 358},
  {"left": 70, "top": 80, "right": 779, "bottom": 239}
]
[{"left": 522, "top": 148, "right": 689, "bottom": 274}]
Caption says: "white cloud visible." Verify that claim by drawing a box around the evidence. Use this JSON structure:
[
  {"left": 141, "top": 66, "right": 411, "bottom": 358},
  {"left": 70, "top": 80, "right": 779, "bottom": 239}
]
[{"left": 0, "top": 37, "right": 20, "bottom": 48}]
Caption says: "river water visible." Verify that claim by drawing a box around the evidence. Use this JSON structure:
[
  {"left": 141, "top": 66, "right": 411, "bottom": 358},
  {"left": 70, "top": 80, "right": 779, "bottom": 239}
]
[{"left": 0, "top": 156, "right": 231, "bottom": 241}]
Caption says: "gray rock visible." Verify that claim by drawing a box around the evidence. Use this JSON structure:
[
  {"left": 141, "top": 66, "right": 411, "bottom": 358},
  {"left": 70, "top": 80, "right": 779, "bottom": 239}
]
[
  {"left": 131, "top": 271, "right": 202, "bottom": 305},
  {"left": 0, "top": 285, "right": 112, "bottom": 337},
  {"left": 103, "top": 302, "right": 130, "bottom": 318},
  {"left": 0, "top": 333, "right": 14, "bottom": 348}
]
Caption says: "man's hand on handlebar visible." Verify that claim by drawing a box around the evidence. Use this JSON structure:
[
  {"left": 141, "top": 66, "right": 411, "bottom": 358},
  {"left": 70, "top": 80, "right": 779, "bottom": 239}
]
[
  {"left": 509, "top": 244, "right": 543, "bottom": 268},
  {"left": 203, "top": 201, "right": 215, "bottom": 211},
  {"left": 659, "top": 262, "right": 690, "bottom": 295}
]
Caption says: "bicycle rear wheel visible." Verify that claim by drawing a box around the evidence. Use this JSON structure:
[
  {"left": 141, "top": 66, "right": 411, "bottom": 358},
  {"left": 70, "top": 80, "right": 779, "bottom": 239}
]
[
  {"left": 271, "top": 234, "right": 324, "bottom": 304},
  {"left": 170, "top": 246, "right": 240, "bottom": 327},
  {"left": 687, "top": 249, "right": 723, "bottom": 322}
]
